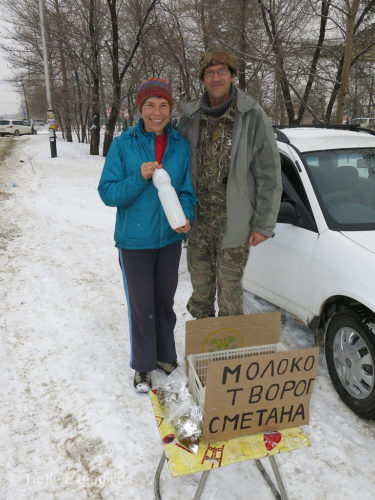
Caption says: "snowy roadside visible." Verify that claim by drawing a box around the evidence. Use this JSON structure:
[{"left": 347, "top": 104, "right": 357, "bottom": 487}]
[{"left": 0, "top": 135, "right": 374, "bottom": 500}]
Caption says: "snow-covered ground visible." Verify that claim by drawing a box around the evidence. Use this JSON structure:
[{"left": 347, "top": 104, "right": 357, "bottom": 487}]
[{"left": 1, "top": 134, "right": 374, "bottom": 500}]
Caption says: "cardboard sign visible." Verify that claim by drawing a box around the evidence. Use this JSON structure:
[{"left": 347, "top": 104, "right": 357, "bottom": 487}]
[
  {"left": 185, "top": 312, "right": 281, "bottom": 358},
  {"left": 202, "top": 347, "right": 319, "bottom": 442}
]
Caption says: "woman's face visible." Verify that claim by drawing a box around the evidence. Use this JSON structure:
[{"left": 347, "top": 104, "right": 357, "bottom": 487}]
[{"left": 142, "top": 97, "right": 170, "bottom": 135}]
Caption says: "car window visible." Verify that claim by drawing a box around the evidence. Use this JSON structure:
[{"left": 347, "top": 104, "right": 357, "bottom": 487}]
[
  {"left": 279, "top": 154, "right": 317, "bottom": 232},
  {"left": 0, "top": 120, "right": 10, "bottom": 125},
  {"left": 13, "top": 121, "right": 23, "bottom": 126},
  {"left": 303, "top": 149, "right": 375, "bottom": 230}
]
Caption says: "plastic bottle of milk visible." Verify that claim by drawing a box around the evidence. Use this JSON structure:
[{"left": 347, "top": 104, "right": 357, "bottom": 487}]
[{"left": 152, "top": 167, "right": 186, "bottom": 229}]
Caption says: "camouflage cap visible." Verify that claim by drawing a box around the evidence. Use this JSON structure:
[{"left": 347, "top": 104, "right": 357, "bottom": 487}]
[{"left": 198, "top": 46, "right": 237, "bottom": 80}]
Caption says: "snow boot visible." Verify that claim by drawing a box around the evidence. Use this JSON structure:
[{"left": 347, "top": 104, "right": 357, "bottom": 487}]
[{"left": 133, "top": 371, "right": 152, "bottom": 393}]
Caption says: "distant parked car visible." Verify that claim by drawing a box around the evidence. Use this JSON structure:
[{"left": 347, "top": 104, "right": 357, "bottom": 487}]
[
  {"left": 0, "top": 119, "right": 36, "bottom": 136},
  {"left": 243, "top": 125, "right": 375, "bottom": 419},
  {"left": 351, "top": 117, "right": 375, "bottom": 130},
  {"left": 32, "top": 120, "right": 46, "bottom": 128}
]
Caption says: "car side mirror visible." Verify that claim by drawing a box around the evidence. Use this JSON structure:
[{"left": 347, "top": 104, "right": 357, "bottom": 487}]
[{"left": 277, "top": 201, "right": 298, "bottom": 224}]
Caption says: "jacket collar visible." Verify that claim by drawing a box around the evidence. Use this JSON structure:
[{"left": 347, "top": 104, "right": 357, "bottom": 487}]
[
  {"left": 181, "top": 86, "right": 258, "bottom": 117},
  {"left": 122, "top": 119, "right": 180, "bottom": 140}
]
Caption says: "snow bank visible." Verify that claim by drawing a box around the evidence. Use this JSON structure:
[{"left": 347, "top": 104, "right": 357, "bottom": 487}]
[{"left": 0, "top": 135, "right": 374, "bottom": 500}]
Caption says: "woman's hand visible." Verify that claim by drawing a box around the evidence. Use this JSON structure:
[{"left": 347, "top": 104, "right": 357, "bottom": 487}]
[
  {"left": 174, "top": 219, "right": 191, "bottom": 233},
  {"left": 140, "top": 161, "right": 162, "bottom": 180}
]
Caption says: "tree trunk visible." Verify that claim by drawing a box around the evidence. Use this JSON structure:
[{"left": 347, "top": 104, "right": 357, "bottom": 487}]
[
  {"left": 237, "top": 0, "right": 247, "bottom": 91},
  {"left": 258, "top": 0, "right": 295, "bottom": 124},
  {"left": 199, "top": 0, "right": 209, "bottom": 50},
  {"left": 72, "top": 64, "right": 85, "bottom": 143},
  {"left": 103, "top": 83, "right": 121, "bottom": 156},
  {"left": 334, "top": 0, "right": 361, "bottom": 125},
  {"left": 325, "top": 56, "right": 344, "bottom": 124},
  {"left": 21, "top": 80, "right": 30, "bottom": 121},
  {"left": 89, "top": 0, "right": 100, "bottom": 155},
  {"left": 103, "top": 0, "right": 120, "bottom": 157},
  {"left": 296, "top": 0, "right": 330, "bottom": 124},
  {"left": 54, "top": 0, "right": 72, "bottom": 142}
]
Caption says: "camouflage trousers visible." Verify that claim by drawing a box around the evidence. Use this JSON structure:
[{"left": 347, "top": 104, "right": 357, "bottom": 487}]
[{"left": 187, "top": 240, "right": 249, "bottom": 319}]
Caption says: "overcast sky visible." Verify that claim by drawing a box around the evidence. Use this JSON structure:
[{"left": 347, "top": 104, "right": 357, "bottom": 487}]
[
  {"left": 0, "top": 18, "right": 21, "bottom": 116},
  {"left": 0, "top": 60, "right": 20, "bottom": 116}
]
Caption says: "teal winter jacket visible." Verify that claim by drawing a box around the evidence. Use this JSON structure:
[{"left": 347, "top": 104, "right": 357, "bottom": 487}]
[{"left": 98, "top": 119, "right": 196, "bottom": 250}]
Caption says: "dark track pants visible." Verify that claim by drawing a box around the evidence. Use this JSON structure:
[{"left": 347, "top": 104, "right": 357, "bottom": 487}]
[{"left": 119, "top": 241, "right": 182, "bottom": 372}]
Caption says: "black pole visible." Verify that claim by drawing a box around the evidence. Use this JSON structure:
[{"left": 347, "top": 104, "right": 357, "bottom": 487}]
[{"left": 47, "top": 109, "right": 57, "bottom": 158}]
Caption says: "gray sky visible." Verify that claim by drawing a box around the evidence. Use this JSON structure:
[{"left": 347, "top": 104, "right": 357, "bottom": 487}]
[
  {"left": 0, "top": 74, "right": 20, "bottom": 116},
  {"left": 0, "top": 19, "right": 20, "bottom": 116}
]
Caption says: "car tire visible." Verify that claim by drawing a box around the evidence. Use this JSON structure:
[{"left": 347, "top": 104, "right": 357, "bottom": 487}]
[
  {"left": 325, "top": 310, "right": 375, "bottom": 418},
  {"left": 0, "top": 133, "right": 4, "bottom": 137},
  {"left": 14, "top": 130, "right": 20, "bottom": 136}
]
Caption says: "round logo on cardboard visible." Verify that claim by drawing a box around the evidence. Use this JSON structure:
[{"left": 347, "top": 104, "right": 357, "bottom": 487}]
[{"left": 201, "top": 328, "right": 245, "bottom": 352}]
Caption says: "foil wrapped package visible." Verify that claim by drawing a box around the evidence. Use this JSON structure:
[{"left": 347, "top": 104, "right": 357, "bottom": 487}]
[{"left": 156, "top": 369, "right": 203, "bottom": 454}]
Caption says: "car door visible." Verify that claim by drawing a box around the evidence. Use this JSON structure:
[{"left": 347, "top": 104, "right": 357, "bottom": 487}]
[
  {"left": 243, "top": 150, "right": 321, "bottom": 323},
  {"left": 21, "top": 121, "right": 30, "bottom": 134},
  {"left": 19, "top": 121, "right": 31, "bottom": 134}
]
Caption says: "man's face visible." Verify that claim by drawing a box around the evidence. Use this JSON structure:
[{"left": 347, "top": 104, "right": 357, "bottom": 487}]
[{"left": 203, "top": 64, "right": 235, "bottom": 106}]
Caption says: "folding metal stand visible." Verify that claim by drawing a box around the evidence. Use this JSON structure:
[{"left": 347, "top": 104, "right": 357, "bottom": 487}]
[
  {"left": 154, "top": 450, "right": 290, "bottom": 500},
  {"left": 149, "top": 391, "right": 308, "bottom": 500}
]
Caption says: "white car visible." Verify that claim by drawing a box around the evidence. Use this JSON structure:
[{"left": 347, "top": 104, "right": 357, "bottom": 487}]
[
  {"left": 243, "top": 126, "right": 375, "bottom": 419},
  {"left": 0, "top": 119, "right": 35, "bottom": 136},
  {"left": 351, "top": 117, "right": 375, "bottom": 130}
]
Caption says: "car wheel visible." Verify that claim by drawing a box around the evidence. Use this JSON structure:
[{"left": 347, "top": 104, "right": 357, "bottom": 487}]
[
  {"left": 0, "top": 133, "right": 4, "bottom": 137},
  {"left": 14, "top": 130, "right": 20, "bottom": 136},
  {"left": 325, "top": 310, "right": 375, "bottom": 418}
]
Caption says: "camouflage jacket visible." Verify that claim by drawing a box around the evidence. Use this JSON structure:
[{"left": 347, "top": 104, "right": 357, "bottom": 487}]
[
  {"left": 192, "top": 100, "right": 236, "bottom": 245},
  {"left": 178, "top": 87, "right": 282, "bottom": 249}
]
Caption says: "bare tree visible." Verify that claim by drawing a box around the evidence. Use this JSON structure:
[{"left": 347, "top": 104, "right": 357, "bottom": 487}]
[
  {"left": 334, "top": 0, "right": 361, "bottom": 123},
  {"left": 258, "top": 0, "right": 297, "bottom": 124},
  {"left": 296, "top": 0, "right": 331, "bottom": 124},
  {"left": 324, "top": 1, "right": 375, "bottom": 123},
  {"left": 89, "top": 0, "right": 101, "bottom": 154},
  {"left": 2, "top": 0, "right": 375, "bottom": 143},
  {"left": 53, "top": 0, "right": 73, "bottom": 141},
  {"left": 102, "top": 0, "right": 158, "bottom": 157}
]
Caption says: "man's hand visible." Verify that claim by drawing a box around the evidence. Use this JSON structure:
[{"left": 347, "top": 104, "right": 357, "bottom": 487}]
[
  {"left": 248, "top": 231, "right": 268, "bottom": 247},
  {"left": 174, "top": 219, "right": 191, "bottom": 233}
]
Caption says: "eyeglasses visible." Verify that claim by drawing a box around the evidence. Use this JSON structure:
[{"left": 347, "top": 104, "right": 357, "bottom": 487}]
[{"left": 204, "top": 68, "right": 230, "bottom": 78}]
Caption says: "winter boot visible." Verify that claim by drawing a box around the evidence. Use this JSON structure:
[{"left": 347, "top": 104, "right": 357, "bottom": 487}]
[
  {"left": 133, "top": 371, "right": 152, "bottom": 393},
  {"left": 156, "top": 361, "right": 178, "bottom": 375}
]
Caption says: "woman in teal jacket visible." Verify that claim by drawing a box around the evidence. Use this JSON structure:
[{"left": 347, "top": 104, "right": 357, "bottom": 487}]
[{"left": 98, "top": 78, "right": 195, "bottom": 392}]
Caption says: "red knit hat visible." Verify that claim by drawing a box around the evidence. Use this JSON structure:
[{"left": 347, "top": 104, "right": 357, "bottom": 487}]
[{"left": 136, "top": 77, "right": 173, "bottom": 111}]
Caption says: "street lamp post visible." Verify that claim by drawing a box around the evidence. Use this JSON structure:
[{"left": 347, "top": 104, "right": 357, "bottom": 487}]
[{"left": 38, "top": 0, "right": 57, "bottom": 158}]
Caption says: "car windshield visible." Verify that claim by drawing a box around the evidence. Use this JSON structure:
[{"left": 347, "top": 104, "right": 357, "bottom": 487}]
[{"left": 303, "top": 149, "right": 375, "bottom": 230}]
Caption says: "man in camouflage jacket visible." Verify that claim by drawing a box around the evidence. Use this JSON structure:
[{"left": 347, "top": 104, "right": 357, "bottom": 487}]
[{"left": 178, "top": 46, "right": 282, "bottom": 319}]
